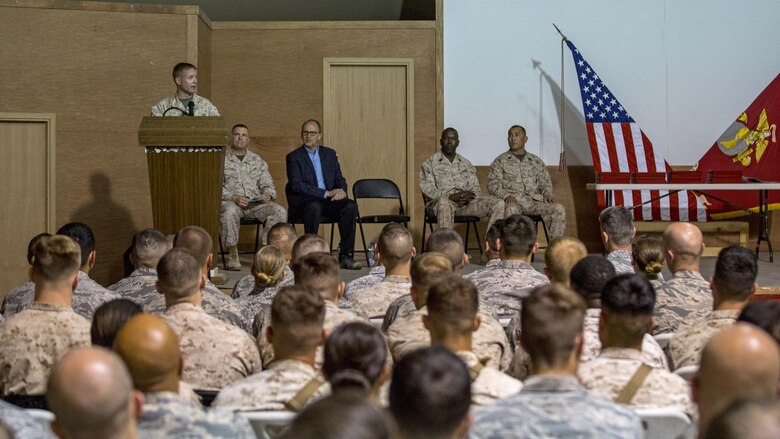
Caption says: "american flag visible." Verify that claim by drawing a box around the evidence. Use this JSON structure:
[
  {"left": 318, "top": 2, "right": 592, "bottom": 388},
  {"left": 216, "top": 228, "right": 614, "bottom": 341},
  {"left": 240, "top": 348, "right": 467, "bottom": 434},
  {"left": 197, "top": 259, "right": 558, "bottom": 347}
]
[{"left": 566, "top": 40, "right": 706, "bottom": 222}]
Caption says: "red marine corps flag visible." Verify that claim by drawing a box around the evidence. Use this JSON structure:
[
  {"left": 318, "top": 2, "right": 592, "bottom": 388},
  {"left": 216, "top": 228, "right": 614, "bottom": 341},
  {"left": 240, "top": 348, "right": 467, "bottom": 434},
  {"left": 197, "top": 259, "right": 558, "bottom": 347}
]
[{"left": 694, "top": 73, "right": 780, "bottom": 219}]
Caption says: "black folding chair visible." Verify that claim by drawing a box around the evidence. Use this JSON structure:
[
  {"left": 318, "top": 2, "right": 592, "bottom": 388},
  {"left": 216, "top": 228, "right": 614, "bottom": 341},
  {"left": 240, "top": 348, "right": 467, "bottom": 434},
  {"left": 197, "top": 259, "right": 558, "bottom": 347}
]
[
  {"left": 219, "top": 218, "right": 265, "bottom": 269},
  {"left": 352, "top": 179, "right": 411, "bottom": 261},
  {"left": 421, "top": 193, "right": 483, "bottom": 255}
]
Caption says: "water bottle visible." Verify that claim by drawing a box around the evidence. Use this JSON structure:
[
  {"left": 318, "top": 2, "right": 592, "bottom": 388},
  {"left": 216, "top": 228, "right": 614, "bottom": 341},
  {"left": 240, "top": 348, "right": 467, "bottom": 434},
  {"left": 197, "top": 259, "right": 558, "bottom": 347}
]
[{"left": 367, "top": 242, "right": 376, "bottom": 267}]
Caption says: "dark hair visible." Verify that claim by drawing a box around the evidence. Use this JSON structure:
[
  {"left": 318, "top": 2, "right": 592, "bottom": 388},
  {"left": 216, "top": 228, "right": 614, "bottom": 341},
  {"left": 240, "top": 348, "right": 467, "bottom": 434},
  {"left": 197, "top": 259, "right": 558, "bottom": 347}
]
[
  {"left": 231, "top": 123, "right": 248, "bottom": 133},
  {"left": 599, "top": 206, "right": 634, "bottom": 246},
  {"left": 131, "top": 228, "right": 168, "bottom": 268},
  {"left": 389, "top": 345, "right": 470, "bottom": 439},
  {"left": 425, "top": 228, "right": 464, "bottom": 269},
  {"left": 173, "top": 225, "right": 212, "bottom": 266},
  {"left": 738, "top": 301, "right": 780, "bottom": 345},
  {"left": 292, "top": 252, "right": 341, "bottom": 301},
  {"left": 301, "top": 119, "right": 322, "bottom": 133},
  {"left": 291, "top": 234, "right": 329, "bottom": 263},
  {"left": 280, "top": 393, "right": 393, "bottom": 439},
  {"left": 427, "top": 275, "right": 479, "bottom": 337},
  {"left": 569, "top": 255, "right": 617, "bottom": 303},
  {"left": 90, "top": 299, "right": 143, "bottom": 347},
  {"left": 508, "top": 125, "right": 527, "bottom": 135},
  {"left": 485, "top": 220, "right": 502, "bottom": 252},
  {"left": 521, "top": 284, "right": 586, "bottom": 369},
  {"left": 27, "top": 232, "right": 52, "bottom": 265},
  {"left": 271, "top": 286, "right": 325, "bottom": 353},
  {"left": 323, "top": 322, "right": 388, "bottom": 397},
  {"left": 500, "top": 214, "right": 536, "bottom": 257},
  {"left": 601, "top": 273, "right": 656, "bottom": 315},
  {"left": 56, "top": 222, "right": 96, "bottom": 268},
  {"left": 172, "top": 62, "right": 196, "bottom": 79},
  {"left": 440, "top": 127, "right": 459, "bottom": 139},
  {"left": 713, "top": 246, "right": 758, "bottom": 301}
]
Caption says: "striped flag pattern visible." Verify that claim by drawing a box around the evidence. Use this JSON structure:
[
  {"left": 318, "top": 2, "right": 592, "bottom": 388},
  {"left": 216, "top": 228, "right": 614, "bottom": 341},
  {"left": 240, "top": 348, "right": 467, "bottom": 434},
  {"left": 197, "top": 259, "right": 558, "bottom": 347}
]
[{"left": 566, "top": 40, "right": 706, "bottom": 222}]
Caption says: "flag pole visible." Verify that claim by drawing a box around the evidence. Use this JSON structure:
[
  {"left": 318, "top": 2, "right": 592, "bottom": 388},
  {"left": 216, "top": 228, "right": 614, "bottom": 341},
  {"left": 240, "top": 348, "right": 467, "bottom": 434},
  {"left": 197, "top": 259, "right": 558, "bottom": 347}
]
[{"left": 554, "top": 23, "right": 568, "bottom": 171}]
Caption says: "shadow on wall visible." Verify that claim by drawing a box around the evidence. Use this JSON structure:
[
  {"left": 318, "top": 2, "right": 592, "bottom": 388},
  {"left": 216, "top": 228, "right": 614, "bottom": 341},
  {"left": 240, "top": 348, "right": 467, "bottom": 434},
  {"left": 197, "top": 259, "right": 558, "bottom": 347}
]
[{"left": 70, "top": 172, "right": 137, "bottom": 286}]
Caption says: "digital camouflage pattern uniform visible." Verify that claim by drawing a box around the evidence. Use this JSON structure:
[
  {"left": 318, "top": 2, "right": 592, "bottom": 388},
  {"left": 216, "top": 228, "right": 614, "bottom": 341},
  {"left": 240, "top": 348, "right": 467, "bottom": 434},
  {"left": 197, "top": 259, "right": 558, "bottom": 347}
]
[
  {"left": 667, "top": 309, "right": 740, "bottom": 370},
  {"left": 654, "top": 270, "right": 713, "bottom": 335},
  {"left": 420, "top": 151, "right": 504, "bottom": 230},
  {"left": 578, "top": 347, "right": 696, "bottom": 418},
  {"left": 0, "top": 303, "right": 91, "bottom": 396},
  {"left": 381, "top": 293, "right": 498, "bottom": 333},
  {"left": 162, "top": 303, "right": 261, "bottom": 391},
  {"left": 455, "top": 350, "right": 523, "bottom": 405},
  {"left": 464, "top": 259, "right": 550, "bottom": 316},
  {"left": 487, "top": 150, "right": 566, "bottom": 239},
  {"left": 349, "top": 275, "right": 411, "bottom": 318},
  {"left": 232, "top": 264, "right": 294, "bottom": 299},
  {"left": 606, "top": 249, "right": 635, "bottom": 274},
  {"left": 344, "top": 265, "right": 385, "bottom": 299},
  {"left": 2, "top": 272, "right": 118, "bottom": 320},
  {"left": 220, "top": 147, "right": 287, "bottom": 247},
  {"left": 1, "top": 281, "right": 34, "bottom": 317},
  {"left": 235, "top": 286, "right": 280, "bottom": 320},
  {"left": 151, "top": 94, "right": 220, "bottom": 117},
  {"left": 471, "top": 375, "right": 643, "bottom": 439},
  {"left": 213, "top": 359, "right": 329, "bottom": 411},
  {"left": 0, "top": 400, "right": 57, "bottom": 439},
  {"left": 137, "top": 392, "right": 255, "bottom": 438}
]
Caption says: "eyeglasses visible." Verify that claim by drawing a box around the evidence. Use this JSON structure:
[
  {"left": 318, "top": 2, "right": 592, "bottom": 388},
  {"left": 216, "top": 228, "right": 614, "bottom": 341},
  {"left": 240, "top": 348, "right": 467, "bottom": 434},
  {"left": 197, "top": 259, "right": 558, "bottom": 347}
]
[{"left": 302, "top": 131, "right": 320, "bottom": 137}]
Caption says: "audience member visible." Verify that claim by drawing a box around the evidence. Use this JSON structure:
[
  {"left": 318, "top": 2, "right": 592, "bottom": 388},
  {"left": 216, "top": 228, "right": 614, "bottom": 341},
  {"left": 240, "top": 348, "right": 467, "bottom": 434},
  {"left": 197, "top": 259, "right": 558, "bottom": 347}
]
[
  {"left": 90, "top": 299, "right": 143, "bottom": 347},
  {"left": 694, "top": 324, "right": 780, "bottom": 434},
  {"left": 220, "top": 123, "right": 287, "bottom": 270},
  {"left": 113, "top": 314, "right": 254, "bottom": 437},
  {"left": 108, "top": 229, "right": 168, "bottom": 312},
  {"left": 578, "top": 274, "right": 694, "bottom": 417},
  {"left": 668, "top": 245, "right": 757, "bottom": 370},
  {"left": 1, "top": 232, "right": 51, "bottom": 316},
  {"left": 654, "top": 222, "right": 713, "bottom": 334},
  {"left": 46, "top": 347, "right": 142, "bottom": 439},
  {"left": 0, "top": 399, "right": 56, "bottom": 438},
  {"left": 281, "top": 392, "right": 394, "bottom": 439},
  {"left": 214, "top": 286, "right": 329, "bottom": 411},
  {"left": 0, "top": 235, "right": 91, "bottom": 396},
  {"left": 738, "top": 300, "right": 780, "bottom": 344},
  {"left": 158, "top": 248, "right": 260, "bottom": 390},
  {"left": 471, "top": 284, "right": 642, "bottom": 438},
  {"left": 481, "top": 219, "right": 503, "bottom": 265},
  {"left": 322, "top": 322, "right": 389, "bottom": 402},
  {"left": 425, "top": 275, "right": 523, "bottom": 404},
  {"left": 702, "top": 398, "right": 780, "bottom": 439},
  {"left": 389, "top": 345, "right": 472, "bottom": 439},
  {"left": 420, "top": 127, "right": 505, "bottom": 231},
  {"left": 543, "top": 236, "right": 587, "bottom": 286},
  {"left": 487, "top": 124, "right": 566, "bottom": 239},
  {"left": 151, "top": 62, "right": 219, "bottom": 116},
  {"left": 235, "top": 245, "right": 286, "bottom": 317},
  {"left": 233, "top": 223, "right": 297, "bottom": 298},
  {"left": 631, "top": 234, "right": 666, "bottom": 288},
  {"left": 599, "top": 206, "right": 636, "bottom": 274}
]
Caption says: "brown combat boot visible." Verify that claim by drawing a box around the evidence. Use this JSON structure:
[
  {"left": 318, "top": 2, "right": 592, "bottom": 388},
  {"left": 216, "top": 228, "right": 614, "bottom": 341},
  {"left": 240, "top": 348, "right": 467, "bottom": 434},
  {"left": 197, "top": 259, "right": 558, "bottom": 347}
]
[{"left": 226, "top": 246, "right": 241, "bottom": 271}]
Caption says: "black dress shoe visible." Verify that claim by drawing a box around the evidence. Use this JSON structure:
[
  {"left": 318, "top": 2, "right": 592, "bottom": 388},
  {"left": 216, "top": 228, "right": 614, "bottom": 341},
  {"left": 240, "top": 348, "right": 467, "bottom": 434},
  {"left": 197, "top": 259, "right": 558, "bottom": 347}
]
[{"left": 339, "top": 256, "right": 363, "bottom": 270}]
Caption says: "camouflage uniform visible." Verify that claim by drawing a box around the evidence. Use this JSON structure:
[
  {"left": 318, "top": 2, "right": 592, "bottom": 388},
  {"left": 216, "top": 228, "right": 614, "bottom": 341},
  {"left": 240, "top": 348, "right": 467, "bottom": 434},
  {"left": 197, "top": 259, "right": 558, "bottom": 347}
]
[
  {"left": 471, "top": 375, "right": 643, "bottom": 439},
  {"left": 654, "top": 270, "right": 713, "bottom": 335},
  {"left": 381, "top": 294, "right": 498, "bottom": 333},
  {"left": 235, "top": 286, "right": 279, "bottom": 320},
  {"left": 0, "top": 400, "right": 57, "bottom": 439},
  {"left": 213, "top": 359, "right": 329, "bottom": 411},
  {"left": 1, "top": 281, "right": 34, "bottom": 317},
  {"left": 606, "top": 250, "right": 635, "bottom": 274},
  {"left": 2, "top": 273, "right": 118, "bottom": 320},
  {"left": 349, "top": 275, "right": 411, "bottom": 318},
  {"left": 255, "top": 301, "right": 368, "bottom": 368},
  {"left": 138, "top": 392, "right": 255, "bottom": 438},
  {"left": 667, "top": 309, "right": 740, "bottom": 370},
  {"left": 344, "top": 265, "right": 385, "bottom": 299},
  {"left": 420, "top": 151, "right": 504, "bottom": 229},
  {"left": 455, "top": 350, "right": 523, "bottom": 405},
  {"left": 487, "top": 150, "right": 566, "bottom": 239},
  {"left": 151, "top": 94, "right": 220, "bottom": 117},
  {"left": 232, "top": 264, "right": 294, "bottom": 299},
  {"left": 221, "top": 148, "right": 287, "bottom": 247},
  {"left": 108, "top": 267, "right": 163, "bottom": 311},
  {"left": 385, "top": 305, "right": 511, "bottom": 371},
  {"left": 465, "top": 259, "right": 550, "bottom": 316},
  {"left": 0, "top": 303, "right": 91, "bottom": 396},
  {"left": 162, "top": 303, "right": 261, "bottom": 391},
  {"left": 578, "top": 347, "right": 696, "bottom": 418}
]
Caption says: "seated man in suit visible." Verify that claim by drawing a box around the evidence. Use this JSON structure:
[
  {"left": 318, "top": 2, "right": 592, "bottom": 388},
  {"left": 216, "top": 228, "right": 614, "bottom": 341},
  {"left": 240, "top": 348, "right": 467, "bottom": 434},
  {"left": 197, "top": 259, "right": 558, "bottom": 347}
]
[{"left": 286, "top": 119, "right": 361, "bottom": 269}]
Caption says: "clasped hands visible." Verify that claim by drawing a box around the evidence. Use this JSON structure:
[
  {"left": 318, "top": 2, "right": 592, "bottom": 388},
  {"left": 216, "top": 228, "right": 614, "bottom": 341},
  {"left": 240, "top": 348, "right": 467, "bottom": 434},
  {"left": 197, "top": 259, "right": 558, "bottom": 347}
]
[
  {"left": 232, "top": 194, "right": 270, "bottom": 207},
  {"left": 449, "top": 190, "right": 475, "bottom": 208},
  {"left": 326, "top": 188, "right": 347, "bottom": 201}
]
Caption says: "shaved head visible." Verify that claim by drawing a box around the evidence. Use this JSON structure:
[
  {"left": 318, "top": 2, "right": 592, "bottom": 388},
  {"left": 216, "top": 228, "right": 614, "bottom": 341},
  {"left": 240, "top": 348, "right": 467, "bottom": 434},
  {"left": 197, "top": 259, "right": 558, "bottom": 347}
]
[
  {"left": 267, "top": 223, "right": 298, "bottom": 259},
  {"left": 663, "top": 222, "right": 704, "bottom": 270},
  {"left": 174, "top": 225, "right": 213, "bottom": 268},
  {"left": 377, "top": 223, "right": 413, "bottom": 269},
  {"left": 292, "top": 234, "right": 330, "bottom": 264},
  {"left": 695, "top": 324, "right": 780, "bottom": 432},
  {"left": 114, "top": 314, "right": 181, "bottom": 393},
  {"left": 47, "top": 347, "right": 139, "bottom": 439},
  {"left": 425, "top": 228, "right": 465, "bottom": 271}
]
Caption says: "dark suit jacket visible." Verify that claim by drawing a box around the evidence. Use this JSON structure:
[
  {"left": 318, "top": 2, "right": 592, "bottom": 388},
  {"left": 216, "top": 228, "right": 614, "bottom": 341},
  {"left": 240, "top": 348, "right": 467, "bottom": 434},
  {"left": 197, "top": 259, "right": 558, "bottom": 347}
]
[{"left": 286, "top": 145, "right": 348, "bottom": 210}]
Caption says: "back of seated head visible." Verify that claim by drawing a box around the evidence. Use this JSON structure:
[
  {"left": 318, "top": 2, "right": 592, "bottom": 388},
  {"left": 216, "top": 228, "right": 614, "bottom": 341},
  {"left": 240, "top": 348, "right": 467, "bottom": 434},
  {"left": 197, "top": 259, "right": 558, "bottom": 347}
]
[
  {"left": 662, "top": 222, "right": 705, "bottom": 264},
  {"left": 292, "top": 234, "right": 330, "bottom": 264},
  {"left": 426, "top": 275, "right": 479, "bottom": 338},
  {"left": 56, "top": 222, "right": 96, "bottom": 268},
  {"left": 410, "top": 252, "right": 454, "bottom": 304},
  {"left": 713, "top": 245, "right": 758, "bottom": 302},
  {"left": 631, "top": 235, "right": 664, "bottom": 278},
  {"left": 569, "top": 255, "right": 616, "bottom": 305},
  {"left": 271, "top": 285, "right": 326, "bottom": 354},
  {"left": 131, "top": 228, "right": 168, "bottom": 269},
  {"left": 267, "top": 223, "right": 298, "bottom": 257},
  {"left": 114, "top": 314, "right": 181, "bottom": 393},
  {"left": 378, "top": 223, "right": 414, "bottom": 268},
  {"left": 598, "top": 206, "right": 634, "bottom": 246},
  {"left": 425, "top": 228, "right": 465, "bottom": 269},
  {"left": 32, "top": 235, "right": 82, "bottom": 284},
  {"left": 520, "top": 283, "right": 586, "bottom": 370},
  {"left": 292, "top": 252, "right": 342, "bottom": 301},
  {"left": 500, "top": 214, "right": 537, "bottom": 258},
  {"left": 544, "top": 236, "right": 587, "bottom": 285},
  {"left": 251, "top": 245, "right": 286, "bottom": 289},
  {"left": 26, "top": 232, "right": 52, "bottom": 265},
  {"left": 703, "top": 398, "right": 780, "bottom": 439},
  {"left": 601, "top": 274, "right": 655, "bottom": 344},
  {"left": 323, "top": 322, "right": 388, "bottom": 397},
  {"left": 46, "top": 347, "right": 138, "bottom": 439},
  {"left": 156, "top": 248, "right": 202, "bottom": 299},
  {"left": 280, "top": 392, "right": 394, "bottom": 439},
  {"left": 485, "top": 219, "right": 502, "bottom": 253},
  {"left": 389, "top": 345, "right": 471, "bottom": 439},
  {"left": 738, "top": 301, "right": 780, "bottom": 345},
  {"left": 173, "top": 225, "right": 212, "bottom": 267},
  {"left": 91, "top": 299, "right": 143, "bottom": 348}
]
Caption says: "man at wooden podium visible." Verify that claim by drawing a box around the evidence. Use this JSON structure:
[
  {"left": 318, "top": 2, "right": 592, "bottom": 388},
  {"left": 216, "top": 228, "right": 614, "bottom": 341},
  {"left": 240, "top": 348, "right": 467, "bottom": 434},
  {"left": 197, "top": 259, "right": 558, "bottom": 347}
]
[
  {"left": 150, "top": 62, "right": 220, "bottom": 117},
  {"left": 286, "top": 119, "right": 362, "bottom": 270}
]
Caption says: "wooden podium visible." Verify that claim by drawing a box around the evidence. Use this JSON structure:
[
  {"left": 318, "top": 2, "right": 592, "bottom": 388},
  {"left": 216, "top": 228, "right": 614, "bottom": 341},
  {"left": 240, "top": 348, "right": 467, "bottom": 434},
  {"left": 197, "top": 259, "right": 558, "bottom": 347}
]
[{"left": 138, "top": 117, "right": 226, "bottom": 251}]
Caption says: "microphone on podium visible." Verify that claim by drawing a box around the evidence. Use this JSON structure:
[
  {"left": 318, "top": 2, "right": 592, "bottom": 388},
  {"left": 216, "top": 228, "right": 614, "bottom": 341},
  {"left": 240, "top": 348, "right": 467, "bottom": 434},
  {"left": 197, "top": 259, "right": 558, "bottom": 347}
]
[{"left": 188, "top": 101, "right": 195, "bottom": 116}]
